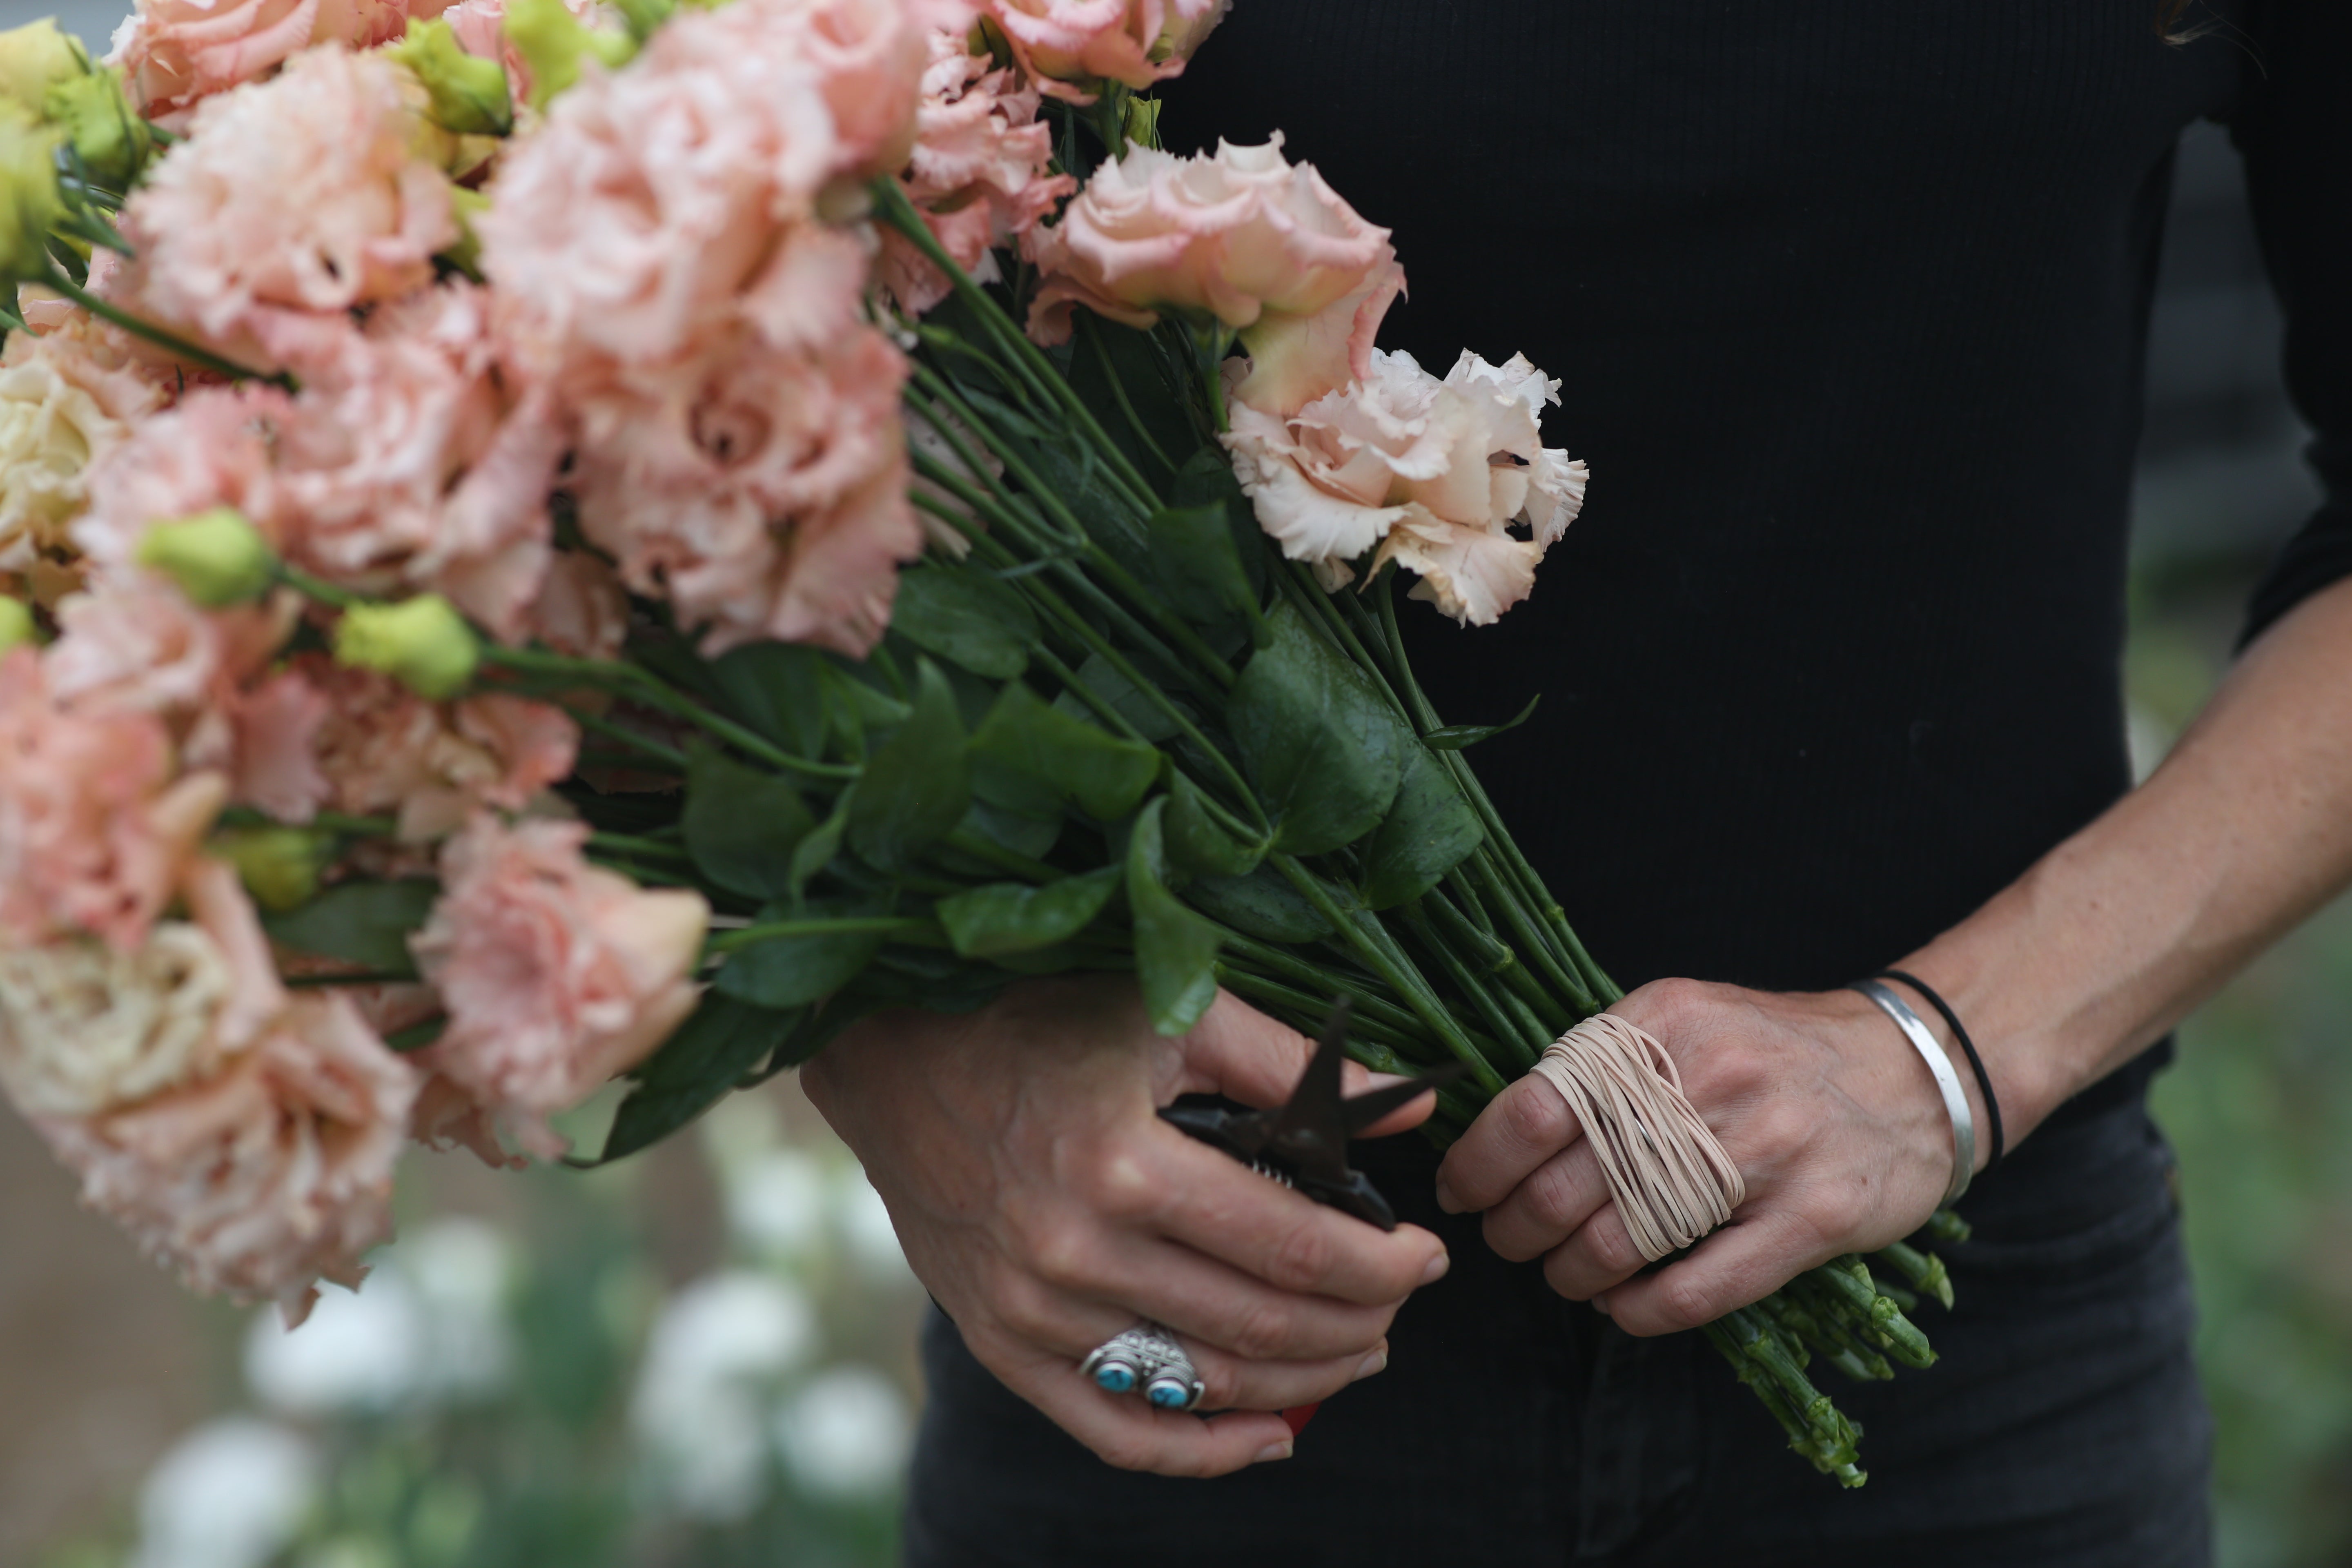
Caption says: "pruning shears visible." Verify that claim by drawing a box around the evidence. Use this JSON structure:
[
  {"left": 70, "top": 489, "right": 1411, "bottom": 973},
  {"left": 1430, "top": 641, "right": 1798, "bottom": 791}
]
[{"left": 1157, "top": 1003, "right": 1464, "bottom": 1232}]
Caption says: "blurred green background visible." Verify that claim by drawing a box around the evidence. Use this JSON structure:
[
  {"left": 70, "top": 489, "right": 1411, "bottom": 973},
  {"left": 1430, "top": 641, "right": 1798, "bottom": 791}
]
[{"left": 0, "top": 11, "right": 2347, "bottom": 1550}]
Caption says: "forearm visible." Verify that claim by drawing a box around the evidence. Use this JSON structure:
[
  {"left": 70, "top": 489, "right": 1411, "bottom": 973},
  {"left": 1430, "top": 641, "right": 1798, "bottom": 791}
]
[{"left": 1901, "top": 574, "right": 2352, "bottom": 1143}]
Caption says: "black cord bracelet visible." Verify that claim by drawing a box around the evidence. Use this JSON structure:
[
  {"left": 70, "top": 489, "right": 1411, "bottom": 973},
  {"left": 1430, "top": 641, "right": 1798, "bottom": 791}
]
[{"left": 1875, "top": 969, "right": 2003, "bottom": 1171}]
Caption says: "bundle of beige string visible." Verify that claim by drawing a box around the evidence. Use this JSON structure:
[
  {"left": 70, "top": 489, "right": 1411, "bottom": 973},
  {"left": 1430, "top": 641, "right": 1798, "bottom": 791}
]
[{"left": 1529, "top": 1014, "right": 1746, "bottom": 1261}]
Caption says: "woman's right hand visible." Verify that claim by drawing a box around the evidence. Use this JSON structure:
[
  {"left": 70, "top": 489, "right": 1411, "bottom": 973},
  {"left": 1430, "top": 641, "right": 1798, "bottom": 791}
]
[{"left": 800, "top": 978, "right": 1449, "bottom": 1478}]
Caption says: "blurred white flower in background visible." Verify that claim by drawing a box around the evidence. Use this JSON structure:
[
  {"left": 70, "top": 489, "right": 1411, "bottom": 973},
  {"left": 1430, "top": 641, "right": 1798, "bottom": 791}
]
[
  {"left": 243, "top": 1218, "right": 518, "bottom": 1417},
  {"left": 245, "top": 1272, "right": 424, "bottom": 1419},
  {"left": 830, "top": 1164, "right": 916, "bottom": 1283},
  {"left": 632, "top": 1270, "right": 817, "bottom": 1522},
  {"left": 129, "top": 1416, "right": 317, "bottom": 1568},
  {"left": 725, "top": 1147, "right": 829, "bottom": 1259},
  {"left": 775, "top": 1365, "right": 915, "bottom": 1502}
]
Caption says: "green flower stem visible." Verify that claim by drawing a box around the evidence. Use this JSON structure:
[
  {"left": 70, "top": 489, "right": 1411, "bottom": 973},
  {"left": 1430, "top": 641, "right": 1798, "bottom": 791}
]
[
  {"left": 905, "top": 375, "right": 1237, "bottom": 695},
  {"left": 1463, "top": 846, "right": 1598, "bottom": 1018},
  {"left": 1271, "top": 854, "right": 1508, "bottom": 1097},
  {"left": 706, "top": 915, "right": 943, "bottom": 955},
  {"left": 872, "top": 178, "right": 1163, "bottom": 518},
  {"left": 566, "top": 706, "right": 691, "bottom": 771},
  {"left": 39, "top": 264, "right": 289, "bottom": 388},
  {"left": 574, "top": 747, "right": 687, "bottom": 773},
  {"left": 937, "top": 828, "right": 1062, "bottom": 884},
  {"left": 1214, "top": 933, "right": 1430, "bottom": 1040},
  {"left": 1872, "top": 1240, "right": 1955, "bottom": 1310},
  {"left": 1077, "top": 311, "right": 1178, "bottom": 475},
  {"left": 1421, "top": 886, "right": 1571, "bottom": 1035},
  {"left": 219, "top": 805, "right": 399, "bottom": 838},
  {"left": 1395, "top": 907, "right": 1543, "bottom": 1070},
  {"left": 1443, "top": 865, "right": 1500, "bottom": 936},
  {"left": 477, "top": 645, "right": 857, "bottom": 782},
  {"left": 286, "top": 969, "right": 417, "bottom": 988},
  {"left": 275, "top": 564, "right": 361, "bottom": 609},
  {"left": 585, "top": 831, "right": 693, "bottom": 862}
]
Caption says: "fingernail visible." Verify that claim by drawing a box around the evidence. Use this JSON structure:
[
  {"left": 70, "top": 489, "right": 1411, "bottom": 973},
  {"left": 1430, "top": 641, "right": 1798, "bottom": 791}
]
[
  {"left": 1433, "top": 1176, "right": 1460, "bottom": 1214},
  {"left": 1590, "top": 1294, "right": 1611, "bottom": 1316},
  {"left": 1353, "top": 1348, "right": 1388, "bottom": 1382},
  {"left": 1365, "top": 1071, "right": 1415, "bottom": 1090},
  {"left": 1418, "top": 1251, "right": 1450, "bottom": 1287},
  {"left": 1253, "top": 1439, "right": 1294, "bottom": 1464}
]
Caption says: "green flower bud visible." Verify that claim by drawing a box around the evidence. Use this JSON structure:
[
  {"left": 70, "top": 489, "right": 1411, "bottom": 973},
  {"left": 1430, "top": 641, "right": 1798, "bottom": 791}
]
[
  {"left": 0, "top": 111, "right": 62, "bottom": 288},
  {"left": 210, "top": 826, "right": 331, "bottom": 913},
  {"left": 505, "top": 0, "right": 635, "bottom": 111},
  {"left": 1121, "top": 94, "right": 1163, "bottom": 151},
  {"left": 442, "top": 183, "right": 489, "bottom": 278},
  {"left": 44, "top": 67, "right": 152, "bottom": 187},
  {"left": 609, "top": 0, "right": 674, "bottom": 43},
  {"left": 0, "top": 595, "right": 36, "bottom": 652},
  {"left": 0, "top": 20, "right": 85, "bottom": 115},
  {"left": 136, "top": 507, "right": 279, "bottom": 607},
  {"left": 334, "top": 593, "right": 479, "bottom": 700},
  {"left": 386, "top": 18, "right": 514, "bottom": 138}
]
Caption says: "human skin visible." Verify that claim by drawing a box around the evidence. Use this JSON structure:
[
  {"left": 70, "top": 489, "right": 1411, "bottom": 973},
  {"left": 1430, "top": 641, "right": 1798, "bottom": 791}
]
[
  {"left": 802, "top": 980, "right": 1447, "bottom": 1477},
  {"left": 1440, "top": 573, "right": 2352, "bottom": 1334},
  {"left": 810, "top": 573, "right": 2352, "bottom": 1477}
]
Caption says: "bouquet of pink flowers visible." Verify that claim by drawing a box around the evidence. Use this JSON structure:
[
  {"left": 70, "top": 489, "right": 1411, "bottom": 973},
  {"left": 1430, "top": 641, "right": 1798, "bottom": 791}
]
[{"left": 0, "top": 0, "right": 1963, "bottom": 1485}]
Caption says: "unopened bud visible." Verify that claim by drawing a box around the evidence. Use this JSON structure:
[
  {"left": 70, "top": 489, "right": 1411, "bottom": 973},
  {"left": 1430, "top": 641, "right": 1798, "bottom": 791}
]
[
  {"left": 1121, "top": 94, "right": 1162, "bottom": 151},
  {"left": 505, "top": 0, "right": 635, "bottom": 110},
  {"left": 42, "top": 67, "right": 149, "bottom": 188},
  {"left": 609, "top": 0, "right": 674, "bottom": 43},
  {"left": 0, "top": 20, "right": 85, "bottom": 115},
  {"left": 0, "top": 112, "right": 61, "bottom": 287},
  {"left": 1150, "top": 0, "right": 1228, "bottom": 67},
  {"left": 442, "top": 183, "right": 490, "bottom": 278},
  {"left": 387, "top": 18, "right": 514, "bottom": 138},
  {"left": 334, "top": 593, "right": 479, "bottom": 700},
  {"left": 210, "top": 826, "right": 330, "bottom": 913},
  {"left": 136, "top": 507, "right": 278, "bottom": 607},
  {"left": 0, "top": 595, "right": 35, "bottom": 651}
]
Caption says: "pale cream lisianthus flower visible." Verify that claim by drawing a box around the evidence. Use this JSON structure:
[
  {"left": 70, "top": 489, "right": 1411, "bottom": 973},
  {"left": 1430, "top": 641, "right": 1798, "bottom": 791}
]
[
  {"left": 1025, "top": 134, "right": 1405, "bottom": 415},
  {"left": 410, "top": 814, "right": 709, "bottom": 1159},
  {"left": 982, "top": 0, "right": 1226, "bottom": 102},
  {"left": 0, "top": 858, "right": 284, "bottom": 1119},
  {"left": 1222, "top": 348, "right": 1588, "bottom": 625},
  {"left": 116, "top": 47, "right": 457, "bottom": 373},
  {"left": 33, "top": 984, "right": 419, "bottom": 1323}
]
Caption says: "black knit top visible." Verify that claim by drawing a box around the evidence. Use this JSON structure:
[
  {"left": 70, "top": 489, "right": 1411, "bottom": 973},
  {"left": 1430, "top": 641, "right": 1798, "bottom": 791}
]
[{"left": 1164, "top": 0, "right": 2351, "bottom": 1123}]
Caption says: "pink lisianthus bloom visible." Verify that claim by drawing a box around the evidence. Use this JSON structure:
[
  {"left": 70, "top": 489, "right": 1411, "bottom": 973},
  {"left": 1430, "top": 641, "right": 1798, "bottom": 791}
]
[
  {"left": 0, "top": 859, "right": 285, "bottom": 1120},
  {"left": 571, "top": 323, "right": 924, "bottom": 657},
  {"left": 982, "top": 0, "right": 1226, "bottom": 102},
  {"left": 271, "top": 285, "right": 560, "bottom": 641},
  {"left": 115, "top": 48, "right": 456, "bottom": 373},
  {"left": 111, "top": 0, "right": 452, "bottom": 124},
  {"left": 0, "top": 647, "right": 228, "bottom": 950},
  {"left": 789, "top": 0, "right": 974, "bottom": 180},
  {"left": 520, "top": 550, "right": 630, "bottom": 662},
  {"left": 290, "top": 653, "right": 578, "bottom": 839},
  {"left": 880, "top": 29, "right": 1076, "bottom": 316},
  {"left": 33, "top": 985, "right": 419, "bottom": 1324},
  {"left": 74, "top": 385, "right": 292, "bottom": 572},
  {"left": 478, "top": 0, "right": 846, "bottom": 371},
  {"left": 409, "top": 815, "right": 708, "bottom": 1160},
  {"left": 1222, "top": 349, "right": 1588, "bottom": 625},
  {"left": 1025, "top": 135, "right": 1404, "bottom": 414}
]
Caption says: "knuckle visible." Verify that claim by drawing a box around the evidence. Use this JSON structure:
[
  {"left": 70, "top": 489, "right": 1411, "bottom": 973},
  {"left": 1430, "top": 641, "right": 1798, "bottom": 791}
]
[
  {"left": 1587, "top": 1222, "right": 1644, "bottom": 1277},
  {"left": 1264, "top": 1221, "right": 1336, "bottom": 1294},
  {"left": 1091, "top": 1433, "right": 1160, "bottom": 1473},
  {"left": 1523, "top": 1159, "right": 1584, "bottom": 1232},
  {"left": 1077, "top": 1148, "right": 1161, "bottom": 1222},
  {"left": 1225, "top": 1299, "right": 1298, "bottom": 1361},
  {"left": 988, "top": 1272, "right": 1063, "bottom": 1345},
  {"left": 1656, "top": 1271, "right": 1719, "bottom": 1331},
  {"left": 1025, "top": 1221, "right": 1095, "bottom": 1291},
  {"left": 1501, "top": 1080, "right": 1572, "bottom": 1152},
  {"left": 1642, "top": 976, "right": 1711, "bottom": 1031}
]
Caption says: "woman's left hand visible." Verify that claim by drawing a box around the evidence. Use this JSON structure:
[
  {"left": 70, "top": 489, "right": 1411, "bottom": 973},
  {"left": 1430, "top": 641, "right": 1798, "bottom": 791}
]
[{"left": 1432, "top": 977, "right": 1980, "bottom": 1335}]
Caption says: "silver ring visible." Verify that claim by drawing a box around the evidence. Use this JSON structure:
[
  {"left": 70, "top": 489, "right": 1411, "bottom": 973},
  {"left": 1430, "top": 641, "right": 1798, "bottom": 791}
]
[{"left": 1079, "top": 1320, "right": 1204, "bottom": 1412}]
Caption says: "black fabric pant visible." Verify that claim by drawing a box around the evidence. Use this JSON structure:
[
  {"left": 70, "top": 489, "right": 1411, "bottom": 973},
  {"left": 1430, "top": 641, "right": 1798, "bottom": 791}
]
[{"left": 903, "top": 1096, "right": 2211, "bottom": 1567}]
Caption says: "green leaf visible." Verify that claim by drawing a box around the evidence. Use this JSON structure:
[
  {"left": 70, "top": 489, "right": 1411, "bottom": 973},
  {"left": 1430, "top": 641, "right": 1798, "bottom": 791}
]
[
  {"left": 890, "top": 565, "right": 1038, "bottom": 681},
  {"left": 1359, "top": 742, "right": 1486, "bottom": 909},
  {"left": 1228, "top": 600, "right": 1405, "bottom": 855},
  {"left": 974, "top": 681, "right": 1163, "bottom": 821},
  {"left": 1049, "top": 653, "right": 1181, "bottom": 743},
  {"left": 1126, "top": 797, "right": 1224, "bottom": 1034},
  {"left": 708, "top": 642, "right": 829, "bottom": 757},
  {"left": 768, "top": 991, "right": 891, "bottom": 1070},
  {"left": 848, "top": 658, "right": 972, "bottom": 871},
  {"left": 262, "top": 880, "right": 439, "bottom": 973},
  {"left": 1168, "top": 447, "right": 1269, "bottom": 604},
  {"left": 789, "top": 788, "right": 852, "bottom": 899},
  {"left": 820, "top": 662, "right": 911, "bottom": 757},
  {"left": 1163, "top": 771, "right": 1265, "bottom": 880},
  {"left": 1069, "top": 315, "right": 1198, "bottom": 483},
  {"left": 1422, "top": 693, "right": 1541, "bottom": 751},
  {"left": 959, "top": 797, "right": 1062, "bottom": 861},
  {"left": 682, "top": 742, "right": 816, "bottom": 901},
  {"left": 1180, "top": 862, "right": 1333, "bottom": 942},
  {"left": 714, "top": 910, "right": 888, "bottom": 1010},
  {"left": 1146, "top": 503, "right": 1259, "bottom": 635},
  {"left": 936, "top": 866, "right": 1120, "bottom": 958},
  {"left": 867, "top": 947, "right": 1009, "bottom": 1013},
  {"left": 597, "top": 993, "right": 800, "bottom": 1164}
]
